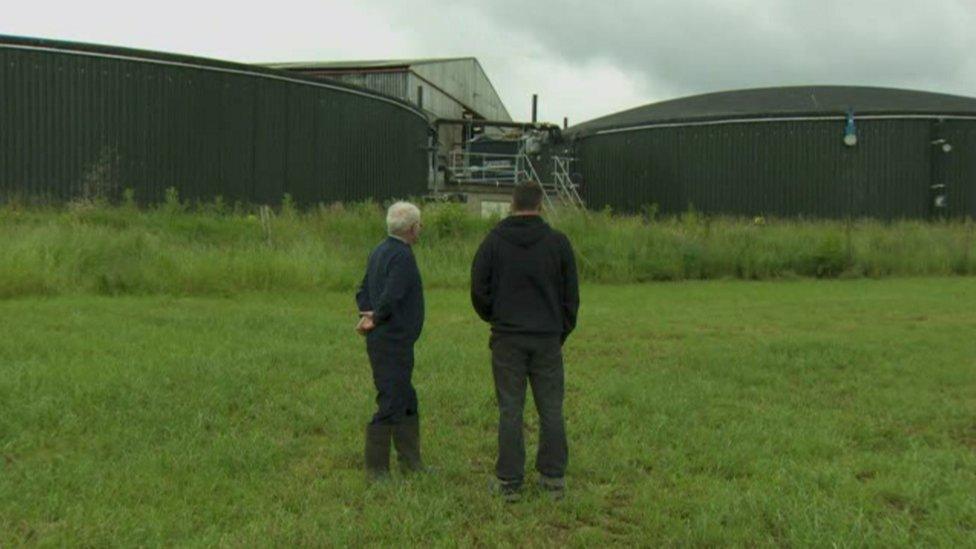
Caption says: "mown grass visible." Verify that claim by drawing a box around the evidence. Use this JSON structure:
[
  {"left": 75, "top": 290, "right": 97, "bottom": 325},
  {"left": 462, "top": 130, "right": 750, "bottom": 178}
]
[
  {"left": 0, "top": 280, "right": 974, "bottom": 546},
  {"left": 0, "top": 200, "right": 975, "bottom": 299}
]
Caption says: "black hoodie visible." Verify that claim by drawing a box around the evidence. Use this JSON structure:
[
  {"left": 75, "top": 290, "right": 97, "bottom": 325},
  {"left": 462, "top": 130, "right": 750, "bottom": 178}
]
[{"left": 470, "top": 215, "right": 579, "bottom": 341}]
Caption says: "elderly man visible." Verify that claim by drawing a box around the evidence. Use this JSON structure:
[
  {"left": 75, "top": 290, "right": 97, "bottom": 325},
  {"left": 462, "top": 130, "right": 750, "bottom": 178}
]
[
  {"left": 355, "top": 201, "right": 425, "bottom": 479},
  {"left": 471, "top": 181, "right": 579, "bottom": 501}
]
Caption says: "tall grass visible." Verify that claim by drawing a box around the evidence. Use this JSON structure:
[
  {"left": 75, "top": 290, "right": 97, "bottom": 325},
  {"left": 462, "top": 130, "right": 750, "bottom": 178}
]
[{"left": 1, "top": 197, "right": 974, "bottom": 298}]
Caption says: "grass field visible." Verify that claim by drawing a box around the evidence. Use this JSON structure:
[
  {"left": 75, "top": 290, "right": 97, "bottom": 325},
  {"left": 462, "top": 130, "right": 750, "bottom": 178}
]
[{"left": 1, "top": 279, "right": 974, "bottom": 546}]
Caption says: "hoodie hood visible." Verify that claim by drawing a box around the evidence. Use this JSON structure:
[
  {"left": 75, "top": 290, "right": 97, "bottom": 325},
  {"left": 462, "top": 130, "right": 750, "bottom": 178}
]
[{"left": 492, "top": 215, "right": 551, "bottom": 248}]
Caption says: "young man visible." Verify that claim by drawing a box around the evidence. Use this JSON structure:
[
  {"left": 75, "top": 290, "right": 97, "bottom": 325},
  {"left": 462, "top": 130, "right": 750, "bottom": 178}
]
[
  {"left": 356, "top": 201, "right": 425, "bottom": 479},
  {"left": 470, "top": 181, "right": 580, "bottom": 501}
]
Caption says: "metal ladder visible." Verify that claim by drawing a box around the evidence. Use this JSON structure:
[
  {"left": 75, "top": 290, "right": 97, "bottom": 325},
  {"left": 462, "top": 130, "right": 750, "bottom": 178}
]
[
  {"left": 551, "top": 156, "right": 585, "bottom": 210},
  {"left": 514, "top": 142, "right": 556, "bottom": 212}
]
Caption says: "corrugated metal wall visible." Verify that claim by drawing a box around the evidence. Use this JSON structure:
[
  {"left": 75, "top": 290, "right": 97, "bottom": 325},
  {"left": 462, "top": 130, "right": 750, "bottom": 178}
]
[
  {"left": 410, "top": 59, "right": 512, "bottom": 122},
  {"left": 0, "top": 37, "right": 430, "bottom": 205},
  {"left": 939, "top": 120, "right": 976, "bottom": 218},
  {"left": 576, "top": 118, "right": 976, "bottom": 219},
  {"left": 318, "top": 72, "right": 409, "bottom": 103}
]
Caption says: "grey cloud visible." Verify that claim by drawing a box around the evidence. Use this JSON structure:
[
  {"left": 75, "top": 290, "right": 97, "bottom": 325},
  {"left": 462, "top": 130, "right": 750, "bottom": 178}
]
[{"left": 469, "top": 0, "right": 976, "bottom": 103}]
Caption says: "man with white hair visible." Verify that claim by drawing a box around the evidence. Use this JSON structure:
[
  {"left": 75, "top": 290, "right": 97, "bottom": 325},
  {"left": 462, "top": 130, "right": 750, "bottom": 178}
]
[{"left": 355, "top": 201, "right": 425, "bottom": 479}]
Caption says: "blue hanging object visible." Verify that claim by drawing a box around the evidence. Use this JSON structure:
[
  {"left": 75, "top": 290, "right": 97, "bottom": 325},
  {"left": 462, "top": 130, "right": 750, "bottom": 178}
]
[{"left": 844, "top": 110, "right": 858, "bottom": 146}]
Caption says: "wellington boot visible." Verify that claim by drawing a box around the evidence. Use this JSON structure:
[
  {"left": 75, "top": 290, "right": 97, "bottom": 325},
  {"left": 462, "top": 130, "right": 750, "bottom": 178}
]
[
  {"left": 392, "top": 415, "right": 425, "bottom": 473},
  {"left": 365, "top": 424, "right": 393, "bottom": 481}
]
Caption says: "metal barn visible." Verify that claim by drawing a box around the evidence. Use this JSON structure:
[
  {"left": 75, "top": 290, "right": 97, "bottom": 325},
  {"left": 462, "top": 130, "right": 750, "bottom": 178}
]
[{"left": 263, "top": 58, "right": 512, "bottom": 159}]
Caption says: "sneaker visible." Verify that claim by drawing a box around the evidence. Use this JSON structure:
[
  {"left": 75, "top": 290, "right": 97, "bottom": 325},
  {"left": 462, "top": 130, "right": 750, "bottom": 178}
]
[
  {"left": 489, "top": 478, "right": 522, "bottom": 503},
  {"left": 539, "top": 475, "right": 565, "bottom": 500}
]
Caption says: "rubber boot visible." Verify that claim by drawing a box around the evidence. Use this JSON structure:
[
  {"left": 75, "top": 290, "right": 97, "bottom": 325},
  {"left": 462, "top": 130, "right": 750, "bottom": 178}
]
[
  {"left": 392, "top": 414, "right": 424, "bottom": 473},
  {"left": 489, "top": 477, "right": 522, "bottom": 503},
  {"left": 365, "top": 424, "right": 393, "bottom": 480},
  {"left": 539, "top": 475, "right": 565, "bottom": 501}
]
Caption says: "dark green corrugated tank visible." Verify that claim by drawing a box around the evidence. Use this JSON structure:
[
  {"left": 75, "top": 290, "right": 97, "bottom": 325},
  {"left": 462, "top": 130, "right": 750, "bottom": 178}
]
[
  {"left": 0, "top": 36, "right": 431, "bottom": 205},
  {"left": 576, "top": 119, "right": 976, "bottom": 219}
]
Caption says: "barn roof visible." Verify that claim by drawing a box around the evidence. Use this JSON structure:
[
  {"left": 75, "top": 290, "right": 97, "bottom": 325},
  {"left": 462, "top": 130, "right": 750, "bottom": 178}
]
[{"left": 262, "top": 57, "right": 475, "bottom": 71}]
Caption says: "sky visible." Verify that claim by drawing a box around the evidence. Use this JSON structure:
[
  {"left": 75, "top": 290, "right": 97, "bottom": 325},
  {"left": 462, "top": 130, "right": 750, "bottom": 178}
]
[{"left": 5, "top": 1, "right": 976, "bottom": 124}]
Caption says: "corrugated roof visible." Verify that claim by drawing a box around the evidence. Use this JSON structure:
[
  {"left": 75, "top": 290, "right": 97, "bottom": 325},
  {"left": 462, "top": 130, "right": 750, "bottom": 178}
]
[
  {"left": 261, "top": 57, "right": 476, "bottom": 71},
  {"left": 568, "top": 86, "right": 976, "bottom": 137}
]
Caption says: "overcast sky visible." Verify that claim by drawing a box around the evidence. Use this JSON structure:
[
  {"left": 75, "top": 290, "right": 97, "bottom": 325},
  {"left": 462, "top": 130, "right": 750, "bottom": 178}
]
[{"left": 6, "top": 1, "right": 976, "bottom": 124}]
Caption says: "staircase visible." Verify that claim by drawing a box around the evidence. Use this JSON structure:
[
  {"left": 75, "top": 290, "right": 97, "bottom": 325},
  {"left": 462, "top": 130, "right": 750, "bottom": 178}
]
[{"left": 550, "top": 156, "right": 584, "bottom": 210}]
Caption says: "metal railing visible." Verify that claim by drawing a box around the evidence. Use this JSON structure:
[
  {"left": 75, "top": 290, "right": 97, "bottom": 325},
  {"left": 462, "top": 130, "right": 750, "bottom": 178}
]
[
  {"left": 447, "top": 150, "right": 522, "bottom": 185},
  {"left": 446, "top": 146, "right": 583, "bottom": 212}
]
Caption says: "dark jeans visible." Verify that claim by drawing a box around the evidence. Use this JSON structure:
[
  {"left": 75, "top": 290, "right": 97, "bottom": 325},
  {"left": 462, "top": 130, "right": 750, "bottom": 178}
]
[
  {"left": 366, "top": 335, "right": 418, "bottom": 425},
  {"left": 491, "top": 333, "right": 568, "bottom": 484}
]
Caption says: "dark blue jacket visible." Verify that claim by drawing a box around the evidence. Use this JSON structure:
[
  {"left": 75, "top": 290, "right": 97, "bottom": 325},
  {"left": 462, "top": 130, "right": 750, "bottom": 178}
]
[{"left": 356, "top": 237, "right": 425, "bottom": 343}]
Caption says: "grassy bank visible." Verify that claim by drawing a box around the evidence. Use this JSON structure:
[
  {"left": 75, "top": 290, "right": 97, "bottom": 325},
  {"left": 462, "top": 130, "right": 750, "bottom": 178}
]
[
  {"left": 1, "top": 280, "right": 974, "bottom": 545},
  {"left": 1, "top": 199, "right": 975, "bottom": 298}
]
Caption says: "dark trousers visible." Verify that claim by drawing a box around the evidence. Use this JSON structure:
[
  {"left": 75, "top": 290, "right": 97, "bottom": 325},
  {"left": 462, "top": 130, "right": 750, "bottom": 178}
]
[
  {"left": 366, "top": 335, "right": 418, "bottom": 425},
  {"left": 491, "top": 333, "right": 568, "bottom": 484}
]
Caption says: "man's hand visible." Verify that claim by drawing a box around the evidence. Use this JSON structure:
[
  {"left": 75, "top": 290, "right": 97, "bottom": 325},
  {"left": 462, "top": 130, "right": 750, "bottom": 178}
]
[{"left": 356, "top": 312, "right": 375, "bottom": 336}]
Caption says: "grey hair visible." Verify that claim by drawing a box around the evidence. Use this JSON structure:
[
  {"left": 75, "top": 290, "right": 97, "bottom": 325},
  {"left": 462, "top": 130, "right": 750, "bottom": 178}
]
[{"left": 386, "top": 201, "right": 421, "bottom": 236}]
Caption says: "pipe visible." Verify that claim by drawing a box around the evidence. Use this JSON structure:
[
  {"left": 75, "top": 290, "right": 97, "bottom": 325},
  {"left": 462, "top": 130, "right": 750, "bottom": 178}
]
[{"left": 434, "top": 118, "right": 559, "bottom": 131}]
